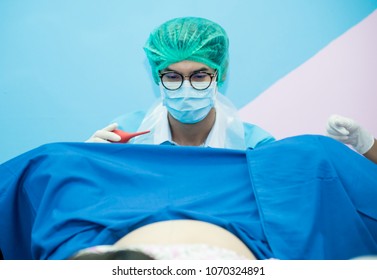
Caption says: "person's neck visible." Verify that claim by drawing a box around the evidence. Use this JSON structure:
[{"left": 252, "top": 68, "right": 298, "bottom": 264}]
[{"left": 168, "top": 108, "right": 216, "bottom": 146}]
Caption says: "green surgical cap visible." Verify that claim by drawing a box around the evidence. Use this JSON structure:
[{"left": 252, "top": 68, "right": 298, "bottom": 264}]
[{"left": 144, "top": 17, "right": 229, "bottom": 86}]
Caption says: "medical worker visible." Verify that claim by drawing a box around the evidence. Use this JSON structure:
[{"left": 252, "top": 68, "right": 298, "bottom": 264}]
[
  {"left": 327, "top": 114, "right": 377, "bottom": 164},
  {"left": 86, "top": 17, "right": 274, "bottom": 149}
]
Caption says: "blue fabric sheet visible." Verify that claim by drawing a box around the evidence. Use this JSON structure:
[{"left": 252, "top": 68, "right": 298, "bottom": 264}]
[{"left": 0, "top": 135, "right": 376, "bottom": 260}]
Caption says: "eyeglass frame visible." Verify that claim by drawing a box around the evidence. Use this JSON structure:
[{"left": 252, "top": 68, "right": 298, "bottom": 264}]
[{"left": 158, "top": 70, "right": 217, "bottom": 91}]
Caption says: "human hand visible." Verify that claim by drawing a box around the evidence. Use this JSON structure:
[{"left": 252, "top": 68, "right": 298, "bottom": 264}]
[
  {"left": 85, "top": 123, "right": 121, "bottom": 143},
  {"left": 326, "top": 114, "right": 374, "bottom": 154}
]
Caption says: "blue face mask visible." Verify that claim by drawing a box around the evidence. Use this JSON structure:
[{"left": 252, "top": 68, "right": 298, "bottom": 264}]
[{"left": 161, "top": 81, "right": 216, "bottom": 124}]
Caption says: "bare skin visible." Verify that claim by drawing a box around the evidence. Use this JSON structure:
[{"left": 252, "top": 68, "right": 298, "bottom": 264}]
[
  {"left": 114, "top": 220, "right": 256, "bottom": 259},
  {"left": 364, "top": 139, "right": 377, "bottom": 164}
]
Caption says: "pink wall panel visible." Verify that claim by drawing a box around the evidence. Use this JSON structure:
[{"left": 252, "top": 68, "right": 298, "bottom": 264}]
[{"left": 239, "top": 11, "right": 377, "bottom": 140}]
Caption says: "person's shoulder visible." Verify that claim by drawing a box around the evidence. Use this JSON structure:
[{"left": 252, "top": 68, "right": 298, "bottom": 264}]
[
  {"left": 243, "top": 122, "right": 275, "bottom": 148},
  {"left": 112, "top": 111, "right": 146, "bottom": 132}
]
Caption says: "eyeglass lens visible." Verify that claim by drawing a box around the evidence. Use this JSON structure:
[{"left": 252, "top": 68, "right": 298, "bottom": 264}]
[{"left": 161, "top": 72, "right": 213, "bottom": 90}]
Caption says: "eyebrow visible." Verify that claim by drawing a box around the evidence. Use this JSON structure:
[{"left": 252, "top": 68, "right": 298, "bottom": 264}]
[{"left": 163, "top": 67, "right": 210, "bottom": 73}]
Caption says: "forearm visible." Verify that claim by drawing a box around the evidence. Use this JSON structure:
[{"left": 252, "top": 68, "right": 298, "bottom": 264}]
[{"left": 363, "top": 139, "right": 377, "bottom": 164}]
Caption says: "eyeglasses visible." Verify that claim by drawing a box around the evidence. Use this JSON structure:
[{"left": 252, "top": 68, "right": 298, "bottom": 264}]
[{"left": 159, "top": 71, "right": 217, "bottom": 91}]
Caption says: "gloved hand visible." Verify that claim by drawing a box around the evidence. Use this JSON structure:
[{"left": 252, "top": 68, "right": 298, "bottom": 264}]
[
  {"left": 326, "top": 114, "right": 374, "bottom": 154},
  {"left": 85, "top": 123, "right": 121, "bottom": 143}
]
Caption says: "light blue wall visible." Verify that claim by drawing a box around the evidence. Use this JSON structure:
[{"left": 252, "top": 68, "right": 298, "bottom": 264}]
[{"left": 1, "top": 0, "right": 376, "bottom": 163}]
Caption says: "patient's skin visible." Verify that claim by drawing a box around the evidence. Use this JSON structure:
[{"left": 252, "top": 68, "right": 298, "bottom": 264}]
[
  {"left": 114, "top": 220, "right": 256, "bottom": 259},
  {"left": 364, "top": 139, "right": 377, "bottom": 165}
]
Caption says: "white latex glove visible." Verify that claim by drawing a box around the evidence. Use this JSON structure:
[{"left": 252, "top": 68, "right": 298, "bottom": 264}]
[
  {"left": 85, "top": 123, "right": 121, "bottom": 143},
  {"left": 326, "top": 114, "right": 374, "bottom": 154}
]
